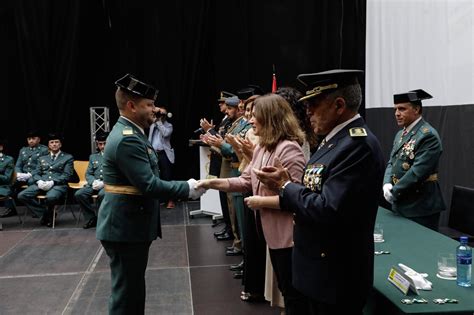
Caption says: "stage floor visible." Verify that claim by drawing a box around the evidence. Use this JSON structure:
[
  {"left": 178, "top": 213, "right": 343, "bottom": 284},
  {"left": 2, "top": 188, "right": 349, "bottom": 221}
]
[{"left": 0, "top": 201, "right": 280, "bottom": 315}]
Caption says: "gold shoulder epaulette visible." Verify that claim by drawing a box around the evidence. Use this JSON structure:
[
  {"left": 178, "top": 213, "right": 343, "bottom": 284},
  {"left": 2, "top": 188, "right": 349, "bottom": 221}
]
[
  {"left": 349, "top": 127, "right": 367, "bottom": 137},
  {"left": 421, "top": 127, "right": 430, "bottom": 134},
  {"left": 122, "top": 127, "right": 134, "bottom": 136}
]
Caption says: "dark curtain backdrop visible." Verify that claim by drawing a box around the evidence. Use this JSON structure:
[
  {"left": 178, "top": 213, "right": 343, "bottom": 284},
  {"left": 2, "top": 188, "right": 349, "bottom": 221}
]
[{"left": 2, "top": 0, "right": 366, "bottom": 180}]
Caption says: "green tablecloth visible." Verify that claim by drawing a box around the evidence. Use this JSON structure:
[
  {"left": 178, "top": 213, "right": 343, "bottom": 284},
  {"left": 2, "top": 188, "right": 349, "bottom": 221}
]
[{"left": 373, "top": 207, "right": 474, "bottom": 314}]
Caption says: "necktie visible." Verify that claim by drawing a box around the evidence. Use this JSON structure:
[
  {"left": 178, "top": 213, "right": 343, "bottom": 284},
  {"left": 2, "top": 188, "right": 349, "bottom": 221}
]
[
  {"left": 402, "top": 128, "right": 408, "bottom": 137},
  {"left": 52, "top": 154, "right": 56, "bottom": 161},
  {"left": 317, "top": 138, "right": 327, "bottom": 151}
]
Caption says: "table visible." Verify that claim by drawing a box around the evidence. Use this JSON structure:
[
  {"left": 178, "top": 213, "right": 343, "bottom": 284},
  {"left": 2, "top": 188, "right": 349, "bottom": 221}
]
[{"left": 370, "top": 208, "right": 474, "bottom": 314}]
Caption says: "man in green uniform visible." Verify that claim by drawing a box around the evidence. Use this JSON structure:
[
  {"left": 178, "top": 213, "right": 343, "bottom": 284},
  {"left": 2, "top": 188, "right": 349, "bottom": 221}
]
[
  {"left": 1, "top": 130, "right": 48, "bottom": 218},
  {"left": 0, "top": 138, "right": 17, "bottom": 219},
  {"left": 96, "top": 73, "right": 205, "bottom": 314},
  {"left": 18, "top": 133, "right": 74, "bottom": 227},
  {"left": 74, "top": 131, "right": 108, "bottom": 229},
  {"left": 383, "top": 89, "right": 446, "bottom": 230}
]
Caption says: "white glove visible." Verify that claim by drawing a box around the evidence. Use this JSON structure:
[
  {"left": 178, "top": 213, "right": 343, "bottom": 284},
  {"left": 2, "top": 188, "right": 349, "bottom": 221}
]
[
  {"left": 383, "top": 183, "right": 394, "bottom": 204},
  {"left": 37, "top": 180, "right": 46, "bottom": 190},
  {"left": 43, "top": 180, "right": 54, "bottom": 191},
  {"left": 187, "top": 178, "right": 206, "bottom": 200},
  {"left": 25, "top": 172, "right": 32, "bottom": 180},
  {"left": 398, "top": 263, "right": 432, "bottom": 290},
  {"left": 92, "top": 179, "right": 104, "bottom": 190},
  {"left": 17, "top": 173, "right": 27, "bottom": 181}
]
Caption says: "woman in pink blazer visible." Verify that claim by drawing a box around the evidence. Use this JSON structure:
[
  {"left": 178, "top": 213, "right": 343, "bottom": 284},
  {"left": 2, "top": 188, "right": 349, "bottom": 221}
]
[{"left": 197, "top": 93, "right": 308, "bottom": 314}]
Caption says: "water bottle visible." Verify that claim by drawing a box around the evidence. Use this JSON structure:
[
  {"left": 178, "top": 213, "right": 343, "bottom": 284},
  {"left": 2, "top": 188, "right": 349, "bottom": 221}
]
[{"left": 456, "top": 236, "right": 472, "bottom": 287}]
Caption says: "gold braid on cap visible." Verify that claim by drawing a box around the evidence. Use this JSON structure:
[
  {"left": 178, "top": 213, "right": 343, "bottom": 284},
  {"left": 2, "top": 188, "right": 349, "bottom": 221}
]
[{"left": 306, "top": 83, "right": 338, "bottom": 96}]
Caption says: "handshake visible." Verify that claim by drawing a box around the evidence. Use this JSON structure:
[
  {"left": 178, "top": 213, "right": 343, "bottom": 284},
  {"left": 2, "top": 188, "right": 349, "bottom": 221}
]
[
  {"left": 17, "top": 172, "right": 32, "bottom": 182},
  {"left": 187, "top": 179, "right": 207, "bottom": 200},
  {"left": 37, "top": 180, "right": 54, "bottom": 191}
]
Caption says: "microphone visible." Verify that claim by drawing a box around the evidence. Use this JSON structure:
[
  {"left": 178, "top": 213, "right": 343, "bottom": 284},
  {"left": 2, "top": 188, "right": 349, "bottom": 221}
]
[{"left": 193, "top": 127, "right": 204, "bottom": 134}]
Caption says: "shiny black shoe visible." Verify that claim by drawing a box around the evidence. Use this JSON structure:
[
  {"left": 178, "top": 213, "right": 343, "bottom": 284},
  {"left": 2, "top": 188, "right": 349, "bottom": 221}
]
[
  {"left": 216, "top": 232, "right": 233, "bottom": 241},
  {"left": 226, "top": 245, "right": 235, "bottom": 251},
  {"left": 226, "top": 247, "right": 243, "bottom": 256},
  {"left": 233, "top": 270, "right": 243, "bottom": 279},
  {"left": 214, "top": 227, "right": 228, "bottom": 237},
  {"left": 0, "top": 208, "right": 18, "bottom": 218},
  {"left": 229, "top": 260, "right": 244, "bottom": 271},
  {"left": 83, "top": 217, "right": 97, "bottom": 229}
]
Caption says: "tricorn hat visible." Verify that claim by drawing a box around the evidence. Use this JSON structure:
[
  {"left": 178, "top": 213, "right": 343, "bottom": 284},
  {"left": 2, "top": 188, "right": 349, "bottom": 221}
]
[
  {"left": 115, "top": 73, "right": 159, "bottom": 101},
  {"left": 393, "top": 89, "right": 432, "bottom": 106},
  {"left": 95, "top": 131, "right": 109, "bottom": 142}
]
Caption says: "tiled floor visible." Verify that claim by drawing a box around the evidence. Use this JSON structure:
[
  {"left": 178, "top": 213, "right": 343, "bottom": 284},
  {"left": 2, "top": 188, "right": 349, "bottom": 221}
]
[{"left": 0, "top": 202, "right": 281, "bottom": 314}]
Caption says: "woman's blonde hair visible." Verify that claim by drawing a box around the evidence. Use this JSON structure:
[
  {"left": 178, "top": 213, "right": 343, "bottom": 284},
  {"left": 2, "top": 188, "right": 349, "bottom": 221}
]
[{"left": 252, "top": 94, "right": 305, "bottom": 151}]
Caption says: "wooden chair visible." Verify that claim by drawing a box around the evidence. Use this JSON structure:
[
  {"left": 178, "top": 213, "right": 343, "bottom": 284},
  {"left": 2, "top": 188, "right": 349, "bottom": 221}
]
[
  {"left": 35, "top": 162, "right": 88, "bottom": 228},
  {"left": 68, "top": 161, "right": 98, "bottom": 225}
]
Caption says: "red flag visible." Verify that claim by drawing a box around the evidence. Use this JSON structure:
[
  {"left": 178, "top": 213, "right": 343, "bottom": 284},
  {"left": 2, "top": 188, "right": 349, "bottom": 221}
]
[{"left": 271, "top": 64, "right": 277, "bottom": 93}]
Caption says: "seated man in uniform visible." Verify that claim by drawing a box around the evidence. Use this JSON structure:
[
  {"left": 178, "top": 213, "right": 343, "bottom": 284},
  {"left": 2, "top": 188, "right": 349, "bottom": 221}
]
[
  {"left": 74, "top": 131, "right": 108, "bottom": 229},
  {"left": 18, "top": 133, "right": 74, "bottom": 227},
  {"left": 0, "top": 138, "right": 17, "bottom": 218},
  {"left": 1, "top": 130, "right": 48, "bottom": 218}
]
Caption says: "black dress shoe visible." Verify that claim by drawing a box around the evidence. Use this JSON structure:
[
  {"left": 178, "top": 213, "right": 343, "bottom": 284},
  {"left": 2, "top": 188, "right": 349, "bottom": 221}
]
[
  {"left": 229, "top": 260, "right": 244, "bottom": 271},
  {"left": 226, "top": 245, "right": 234, "bottom": 251},
  {"left": 233, "top": 270, "right": 243, "bottom": 279},
  {"left": 213, "top": 227, "right": 227, "bottom": 237},
  {"left": 83, "top": 217, "right": 97, "bottom": 229},
  {"left": 0, "top": 208, "right": 18, "bottom": 218},
  {"left": 226, "top": 247, "right": 243, "bottom": 256},
  {"left": 40, "top": 216, "right": 48, "bottom": 226},
  {"left": 216, "top": 232, "right": 233, "bottom": 241}
]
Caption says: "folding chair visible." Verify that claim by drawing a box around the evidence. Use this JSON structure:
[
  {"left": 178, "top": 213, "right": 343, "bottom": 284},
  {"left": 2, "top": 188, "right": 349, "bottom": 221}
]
[{"left": 67, "top": 160, "right": 94, "bottom": 225}]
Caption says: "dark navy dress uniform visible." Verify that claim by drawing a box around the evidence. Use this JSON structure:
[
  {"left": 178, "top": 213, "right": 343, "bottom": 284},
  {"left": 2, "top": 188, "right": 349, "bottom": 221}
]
[{"left": 278, "top": 70, "right": 385, "bottom": 314}]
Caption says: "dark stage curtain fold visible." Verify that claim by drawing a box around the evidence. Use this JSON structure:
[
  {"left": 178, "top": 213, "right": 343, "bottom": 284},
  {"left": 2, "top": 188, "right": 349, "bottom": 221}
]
[{"left": 2, "top": 0, "right": 366, "bottom": 180}]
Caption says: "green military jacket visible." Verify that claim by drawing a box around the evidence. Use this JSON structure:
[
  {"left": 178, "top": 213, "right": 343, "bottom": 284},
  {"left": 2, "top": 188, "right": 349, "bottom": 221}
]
[
  {"left": 85, "top": 152, "right": 104, "bottom": 186},
  {"left": 383, "top": 118, "right": 446, "bottom": 217},
  {"left": 96, "top": 117, "right": 189, "bottom": 242},
  {"left": 0, "top": 153, "right": 15, "bottom": 196},
  {"left": 33, "top": 151, "right": 74, "bottom": 186},
  {"left": 15, "top": 144, "right": 49, "bottom": 174}
]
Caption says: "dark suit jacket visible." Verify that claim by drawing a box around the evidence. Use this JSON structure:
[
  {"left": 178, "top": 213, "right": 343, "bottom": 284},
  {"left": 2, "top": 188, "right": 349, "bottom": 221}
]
[
  {"left": 280, "top": 117, "right": 384, "bottom": 305},
  {"left": 383, "top": 118, "right": 446, "bottom": 217},
  {"left": 96, "top": 117, "right": 189, "bottom": 242}
]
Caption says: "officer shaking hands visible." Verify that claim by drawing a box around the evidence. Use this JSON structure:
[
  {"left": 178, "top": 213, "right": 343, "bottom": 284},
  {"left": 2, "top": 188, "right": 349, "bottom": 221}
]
[{"left": 96, "top": 73, "right": 205, "bottom": 314}]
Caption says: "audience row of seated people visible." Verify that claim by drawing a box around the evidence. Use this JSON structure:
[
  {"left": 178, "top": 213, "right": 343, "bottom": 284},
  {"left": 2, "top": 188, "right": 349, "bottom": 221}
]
[{"left": 0, "top": 131, "right": 108, "bottom": 229}]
